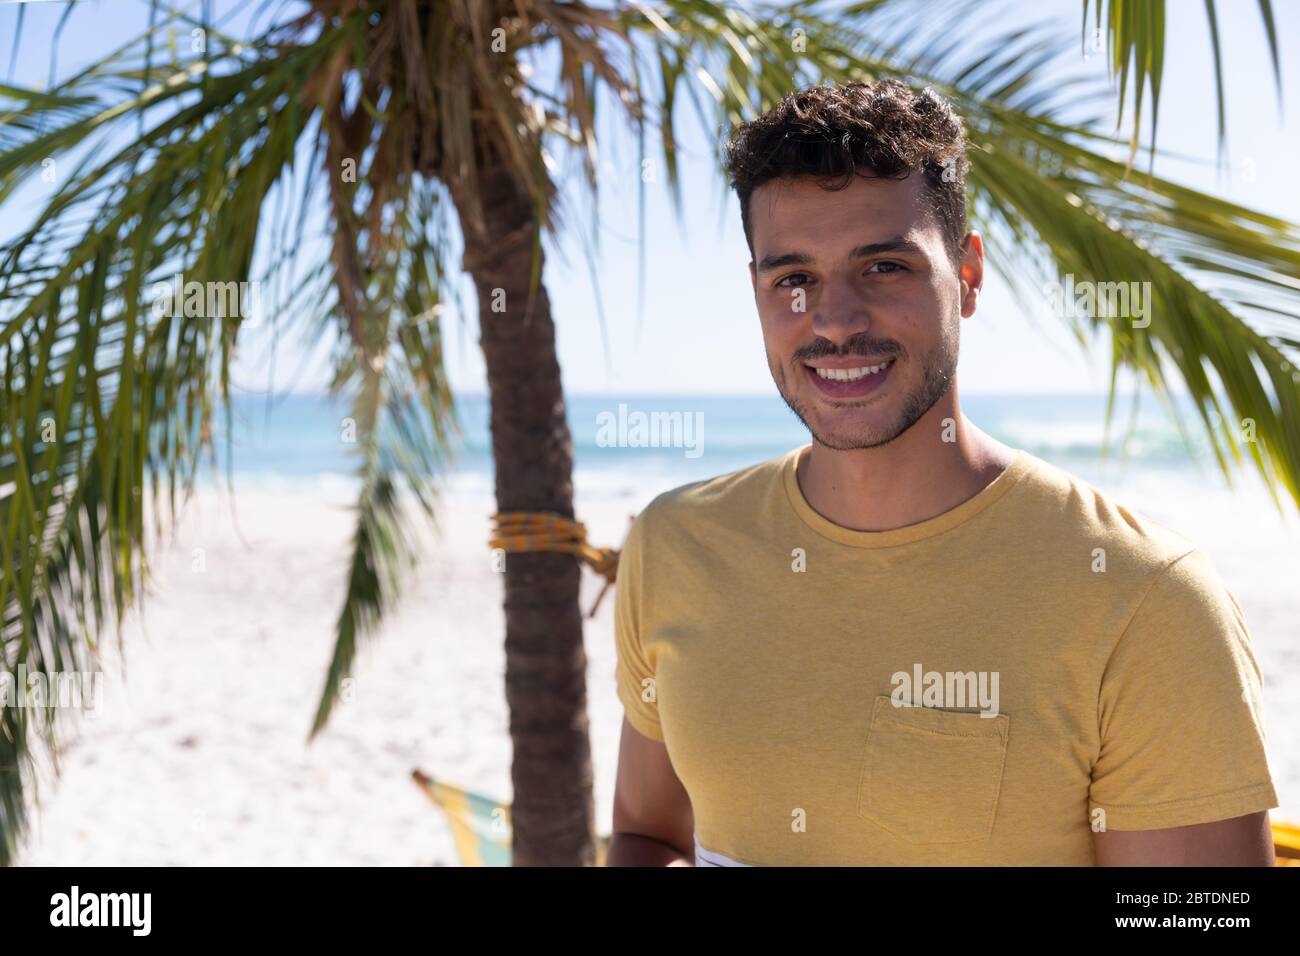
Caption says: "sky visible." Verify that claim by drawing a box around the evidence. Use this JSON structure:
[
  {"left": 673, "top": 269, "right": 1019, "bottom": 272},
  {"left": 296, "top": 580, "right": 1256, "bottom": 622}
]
[{"left": 3, "top": 0, "right": 1298, "bottom": 397}]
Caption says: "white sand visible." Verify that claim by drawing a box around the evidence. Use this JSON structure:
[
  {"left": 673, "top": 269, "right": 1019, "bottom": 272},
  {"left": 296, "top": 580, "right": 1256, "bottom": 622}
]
[
  {"left": 15, "top": 480, "right": 638, "bottom": 866},
  {"left": 12, "top": 470, "right": 1300, "bottom": 865}
]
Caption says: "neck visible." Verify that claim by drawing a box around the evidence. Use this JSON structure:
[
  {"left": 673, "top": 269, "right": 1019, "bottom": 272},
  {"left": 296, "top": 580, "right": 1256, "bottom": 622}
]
[{"left": 796, "top": 387, "right": 1017, "bottom": 533}]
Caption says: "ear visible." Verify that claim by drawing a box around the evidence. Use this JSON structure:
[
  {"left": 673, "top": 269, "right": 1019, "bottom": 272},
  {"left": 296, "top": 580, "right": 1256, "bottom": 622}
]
[
  {"left": 958, "top": 232, "right": 984, "bottom": 318},
  {"left": 749, "top": 260, "right": 757, "bottom": 293}
]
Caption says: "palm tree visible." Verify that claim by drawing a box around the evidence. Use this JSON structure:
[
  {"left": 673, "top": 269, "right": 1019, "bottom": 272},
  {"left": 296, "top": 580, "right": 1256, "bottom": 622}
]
[{"left": 1, "top": 0, "right": 1297, "bottom": 866}]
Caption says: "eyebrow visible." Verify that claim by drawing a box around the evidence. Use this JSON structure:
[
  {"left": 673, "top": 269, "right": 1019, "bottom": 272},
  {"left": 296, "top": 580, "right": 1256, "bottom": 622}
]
[{"left": 754, "top": 237, "right": 925, "bottom": 274}]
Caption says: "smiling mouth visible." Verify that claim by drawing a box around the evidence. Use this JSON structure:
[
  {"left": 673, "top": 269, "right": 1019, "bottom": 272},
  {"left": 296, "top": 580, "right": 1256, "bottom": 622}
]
[
  {"left": 808, "top": 359, "right": 894, "bottom": 381},
  {"left": 803, "top": 358, "right": 895, "bottom": 397}
]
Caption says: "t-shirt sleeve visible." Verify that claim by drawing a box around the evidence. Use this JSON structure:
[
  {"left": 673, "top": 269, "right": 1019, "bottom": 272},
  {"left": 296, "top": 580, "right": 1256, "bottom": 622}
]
[
  {"left": 613, "top": 509, "right": 664, "bottom": 741},
  {"left": 1089, "top": 548, "right": 1279, "bottom": 830}
]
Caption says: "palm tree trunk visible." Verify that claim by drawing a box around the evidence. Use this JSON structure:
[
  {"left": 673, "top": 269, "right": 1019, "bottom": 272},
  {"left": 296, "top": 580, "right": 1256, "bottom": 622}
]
[{"left": 451, "top": 153, "right": 596, "bottom": 867}]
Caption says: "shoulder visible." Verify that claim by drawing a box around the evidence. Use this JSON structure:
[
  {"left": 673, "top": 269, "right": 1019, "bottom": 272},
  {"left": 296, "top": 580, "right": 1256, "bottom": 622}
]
[
  {"left": 630, "top": 448, "right": 796, "bottom": 543},
  {"left": 1009, "top": 456, "right": 1250, "bottom": 680},
  {"left": 1009, "top": 451, "right": 1202, "bottom": 580}
]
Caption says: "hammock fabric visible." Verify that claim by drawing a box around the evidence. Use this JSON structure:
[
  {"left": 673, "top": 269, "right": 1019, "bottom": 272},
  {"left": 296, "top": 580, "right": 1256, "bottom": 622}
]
[{"left": 412, "top": 770, "right": 608, "bottom": 866}]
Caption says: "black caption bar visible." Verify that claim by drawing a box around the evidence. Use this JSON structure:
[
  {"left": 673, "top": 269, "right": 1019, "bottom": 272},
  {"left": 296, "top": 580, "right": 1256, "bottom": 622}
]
[{"left": 0, "top": 865, "right": 1290, "bottom": 941}]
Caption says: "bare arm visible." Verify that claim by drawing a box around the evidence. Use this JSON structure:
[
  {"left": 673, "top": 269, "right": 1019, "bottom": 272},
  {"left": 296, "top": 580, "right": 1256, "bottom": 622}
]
[
  {"left": 1094, "top": 811, "right": 1276, "bottom": 866},
  {"left": 606, "top": 717, "right": 695, "bottom": 866}
]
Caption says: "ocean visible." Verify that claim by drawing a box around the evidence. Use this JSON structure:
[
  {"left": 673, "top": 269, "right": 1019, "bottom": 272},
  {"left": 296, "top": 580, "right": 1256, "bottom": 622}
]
[{"left": 210, "top": 390, "right": 1256, "bottom": 505}]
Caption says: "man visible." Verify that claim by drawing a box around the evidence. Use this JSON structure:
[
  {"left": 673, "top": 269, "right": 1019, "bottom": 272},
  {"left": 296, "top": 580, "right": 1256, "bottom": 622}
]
[{"left": 606, "top": 80, "right": 1279, "bottom": 866}]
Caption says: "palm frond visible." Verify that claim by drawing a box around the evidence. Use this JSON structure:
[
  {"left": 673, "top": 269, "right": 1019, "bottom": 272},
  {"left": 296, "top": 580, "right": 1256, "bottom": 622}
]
[
  {"left": 0, "top": 9, "right": 359, "bottom": 864},
  {"left": 605, "top": 0, "right": 1300, "bottom": 511},
  {"left": 308, "top": 175, "right": 459, "bottom": 737},
  {"left": 1080, "top": 0, "right": 1282, "bottom": 158}
]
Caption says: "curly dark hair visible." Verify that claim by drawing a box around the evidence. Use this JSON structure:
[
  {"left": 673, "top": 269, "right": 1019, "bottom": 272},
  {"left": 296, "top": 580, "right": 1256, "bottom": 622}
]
[{"left": 723, "top": 80, "right": 970, "bottom": 260}]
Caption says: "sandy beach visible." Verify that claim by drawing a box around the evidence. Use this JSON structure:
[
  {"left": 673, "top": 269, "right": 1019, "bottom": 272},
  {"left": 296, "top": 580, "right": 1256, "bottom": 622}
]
[
  {"left": 14, "top": 479, "right": 642, "bottom": 866},
  {"left": 13, "top": 464, "right": 1300, "bottom": 865}
]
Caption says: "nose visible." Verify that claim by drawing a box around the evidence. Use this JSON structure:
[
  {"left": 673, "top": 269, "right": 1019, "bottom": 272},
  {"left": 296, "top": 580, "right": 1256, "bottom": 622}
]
[{"left": 810, "top": 276, "right": 872, "bottom": 348}]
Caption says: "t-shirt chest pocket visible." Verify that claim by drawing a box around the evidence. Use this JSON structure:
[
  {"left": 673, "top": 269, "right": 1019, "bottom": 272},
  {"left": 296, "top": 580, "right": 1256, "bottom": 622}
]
[{"left": 856, "top": 695, "right": 1011, "bottom": 845}]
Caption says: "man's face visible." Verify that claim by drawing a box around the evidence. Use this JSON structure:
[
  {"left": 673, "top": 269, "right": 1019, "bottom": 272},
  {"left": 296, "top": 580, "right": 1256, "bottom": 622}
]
[{"left": 748, "top": 172, "right": 982, "bottom": 451}]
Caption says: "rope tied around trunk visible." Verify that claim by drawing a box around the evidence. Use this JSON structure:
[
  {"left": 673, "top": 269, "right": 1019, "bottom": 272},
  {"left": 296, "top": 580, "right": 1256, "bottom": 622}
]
[{"left": 488, "top": 512, "right": 627, "bottom": 618}]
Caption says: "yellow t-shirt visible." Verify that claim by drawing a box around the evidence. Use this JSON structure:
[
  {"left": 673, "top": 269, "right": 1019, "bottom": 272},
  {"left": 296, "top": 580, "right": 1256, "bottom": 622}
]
[{"left": 613, "top": 445, "right": 1279, "bottom": 865}]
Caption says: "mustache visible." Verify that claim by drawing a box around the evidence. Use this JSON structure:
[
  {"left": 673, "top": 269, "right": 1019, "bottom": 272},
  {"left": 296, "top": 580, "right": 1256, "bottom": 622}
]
[{"left": 795, "top": 336, "right": 904, "bottom": 361}]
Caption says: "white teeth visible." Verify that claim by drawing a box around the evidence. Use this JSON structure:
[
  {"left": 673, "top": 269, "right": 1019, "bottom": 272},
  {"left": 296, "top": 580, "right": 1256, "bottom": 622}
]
[{"left": 813, "top": 359, "right": 893, "bottom": 381}]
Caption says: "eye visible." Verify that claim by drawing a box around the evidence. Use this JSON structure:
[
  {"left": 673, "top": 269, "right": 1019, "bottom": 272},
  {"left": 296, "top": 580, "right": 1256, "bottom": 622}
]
[
  {"left": 867, "top": 261, "right": 906, "bottom": 275},
  {"left": 775, "top": 273, "right": 812, "bottom": 288}
]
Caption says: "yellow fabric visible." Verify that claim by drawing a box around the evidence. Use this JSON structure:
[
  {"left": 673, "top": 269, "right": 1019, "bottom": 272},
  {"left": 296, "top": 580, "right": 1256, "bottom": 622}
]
[{"left": 613, "top": 445, "right": 1280, "bottom": 865}]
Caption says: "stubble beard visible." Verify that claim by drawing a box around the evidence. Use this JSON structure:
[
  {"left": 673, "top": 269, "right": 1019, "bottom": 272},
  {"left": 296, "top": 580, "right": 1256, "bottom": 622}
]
[{"left": 774, "top": 334, "right": 958, "bottom": 451}]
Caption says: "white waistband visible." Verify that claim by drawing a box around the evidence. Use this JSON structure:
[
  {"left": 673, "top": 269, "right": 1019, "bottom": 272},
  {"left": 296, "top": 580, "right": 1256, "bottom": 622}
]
[{"left": 694, "top": 834, "right": 751, "bottom": 867}]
